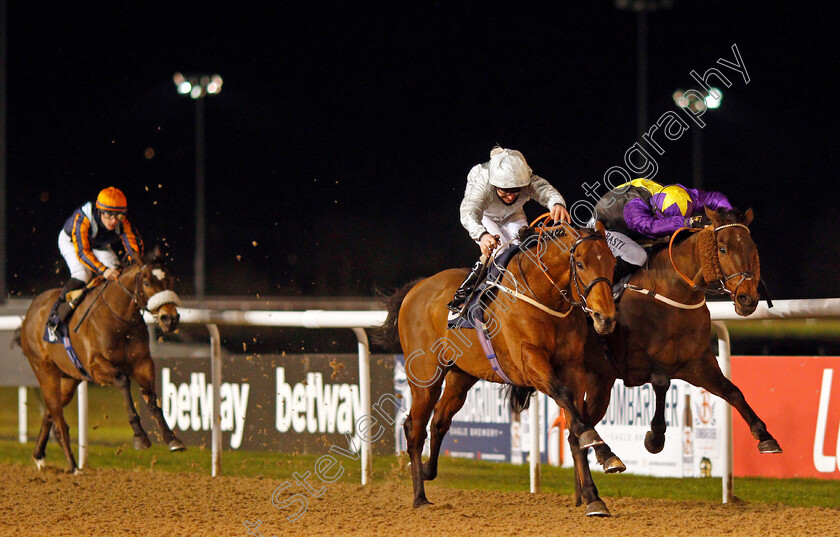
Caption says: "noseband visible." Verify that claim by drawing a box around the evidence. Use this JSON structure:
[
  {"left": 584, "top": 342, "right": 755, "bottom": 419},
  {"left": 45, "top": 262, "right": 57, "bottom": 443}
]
[
  {"left": 108, "top": 263, "right": 180, "bottom": 322},
  {"left": 712, "top": 223, "right": 754, "bottom": 298}
]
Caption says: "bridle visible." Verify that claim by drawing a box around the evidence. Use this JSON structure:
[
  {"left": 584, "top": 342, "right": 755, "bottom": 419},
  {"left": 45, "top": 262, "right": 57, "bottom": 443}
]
[
  {"left": 669, "top": 222, "right": 755, "bottom": 300},
  {"left": 521, "top": 217, "right": 612, "bottom": 315},
  {"left": 75, "top": 262, "right": 178, "bottom": 329}
]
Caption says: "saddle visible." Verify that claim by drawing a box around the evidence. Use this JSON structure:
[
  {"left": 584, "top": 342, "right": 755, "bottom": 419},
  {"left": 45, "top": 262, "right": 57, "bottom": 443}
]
[
  {"left": 46, "top": 277, "right": 103, "bottom": 341},
  {"left": 447, "top": 245, "right": 521, "bottom": 330}
]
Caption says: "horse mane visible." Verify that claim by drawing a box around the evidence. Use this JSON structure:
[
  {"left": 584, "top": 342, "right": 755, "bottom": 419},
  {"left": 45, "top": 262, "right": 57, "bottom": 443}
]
[{"left": 516, "top": 223, "right": 599, "bottom": 249}]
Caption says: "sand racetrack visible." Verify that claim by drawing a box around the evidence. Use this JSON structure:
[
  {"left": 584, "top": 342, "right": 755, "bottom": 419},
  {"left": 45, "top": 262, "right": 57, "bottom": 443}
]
[{"left": 1, "top": 463, "right": 838, "bottom": 537}]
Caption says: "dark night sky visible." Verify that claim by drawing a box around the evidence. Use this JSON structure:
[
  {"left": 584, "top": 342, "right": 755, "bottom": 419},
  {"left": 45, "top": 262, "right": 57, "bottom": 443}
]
[{"left": 5, "top": 2, "right": 840, "bottom": 299}]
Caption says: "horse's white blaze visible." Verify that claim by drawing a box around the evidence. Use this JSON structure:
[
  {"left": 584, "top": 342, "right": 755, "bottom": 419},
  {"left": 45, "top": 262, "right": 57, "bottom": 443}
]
[
  {"left": 152, "top": 268, "right": 167, "bottom": 281},
  {"left": 147, "top": 290, "right": 181, "bottom": 312}
]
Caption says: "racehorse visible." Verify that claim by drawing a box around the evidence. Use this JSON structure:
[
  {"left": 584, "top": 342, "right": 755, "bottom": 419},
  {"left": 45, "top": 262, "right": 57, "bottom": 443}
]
[
  {"left": 571, "top": 207, "right": 781, "bottom": 513},
  {"left": 15, "top": 246, "right": 185, "bottom": 473},
  {"left": 375, "top": 220, "right": 623, "bottom": 516}
]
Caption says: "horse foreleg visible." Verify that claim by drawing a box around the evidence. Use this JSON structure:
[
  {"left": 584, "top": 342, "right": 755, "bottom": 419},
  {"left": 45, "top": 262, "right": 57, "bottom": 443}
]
[
  {"left": 523, "top": 342, "right": 616, "bottom": 517},
  {"left": 644, "top": 372, "right": 671, "bottom": 454},
  {"left": 133, "top": 357, "right": 185, "bottom": 451},
  {"left": 680, "top": 351, "right": 782, "bottom": 453},
  {"left": 583, "top": 372, "right": 626, "bottom": 474},
  {"left": 423, "top": 370, "right": 477, "bottom": 481},
  {"left": 114, "top": 372, "right": 152, "bottom": 450},
  {"left": 566, "top": 429, "right": 612, "bottom": 516},
  {"left": 404, "top": 383, "right": 442, "bottom": 508}
]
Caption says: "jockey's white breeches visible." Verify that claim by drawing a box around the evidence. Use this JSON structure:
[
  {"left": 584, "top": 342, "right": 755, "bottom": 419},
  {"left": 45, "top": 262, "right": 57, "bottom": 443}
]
[
  {"left": 604, "top": 230, "right": 648, "bottom": 266},
  {"left": 479, "top": 212, "right": 528, "bottom": 254},
  {"left": 58, "top": 231, "right": 118, "bottom": 282}
]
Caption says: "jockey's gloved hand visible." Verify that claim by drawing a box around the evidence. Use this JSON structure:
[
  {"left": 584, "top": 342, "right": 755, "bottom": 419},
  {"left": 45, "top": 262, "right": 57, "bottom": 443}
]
[
  {"left": 479, "top": 232, "right": 501, "bottom": 257},
  {"left": 686, "top": 215, "right": 705, "bottom": 229}
]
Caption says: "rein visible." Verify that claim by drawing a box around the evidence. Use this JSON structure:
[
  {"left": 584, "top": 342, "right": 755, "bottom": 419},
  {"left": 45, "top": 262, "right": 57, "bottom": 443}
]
[{"left": 492, "top": 214, "right": 611, "bottom": 317}]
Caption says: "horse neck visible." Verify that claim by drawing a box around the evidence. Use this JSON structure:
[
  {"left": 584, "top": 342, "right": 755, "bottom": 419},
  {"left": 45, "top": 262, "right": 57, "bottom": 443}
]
[
  {"left": 101, "top": 265, "right": 142, "bottom": 320},
  {"left": 644, "top": 233, "right": 705, "bottom": 302},
  {"left": 506, "top": 241, "right": 570, "bottom": 307}
]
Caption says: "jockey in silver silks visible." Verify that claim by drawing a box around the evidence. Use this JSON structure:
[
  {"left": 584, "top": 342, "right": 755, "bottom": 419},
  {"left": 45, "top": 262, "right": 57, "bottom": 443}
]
[{"left": 448, "top": 146, "right": 571, "bottom": 314}]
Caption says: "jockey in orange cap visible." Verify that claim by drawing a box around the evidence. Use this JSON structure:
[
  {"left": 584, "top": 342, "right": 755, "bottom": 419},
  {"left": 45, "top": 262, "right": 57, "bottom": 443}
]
[{"left": 47, "top": 187, "right": 144, "bottom": 334}]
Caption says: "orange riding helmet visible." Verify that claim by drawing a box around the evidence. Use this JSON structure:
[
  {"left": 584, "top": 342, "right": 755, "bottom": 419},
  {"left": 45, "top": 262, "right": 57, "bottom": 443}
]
[{"left": 95, "top": 187, "right": 128, "bottom": 212}]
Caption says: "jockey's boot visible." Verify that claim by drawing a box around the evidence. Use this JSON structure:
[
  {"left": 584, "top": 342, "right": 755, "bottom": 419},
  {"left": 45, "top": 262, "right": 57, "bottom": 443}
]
[
  {"left": 54, "top": 278, "right": 87, "bottom": 326},
  {"left": 447, "top": 261, "right": 485, "bottom": 314},
  {"left": 612, "top": 258, "right": 640, "bottom": 301}
]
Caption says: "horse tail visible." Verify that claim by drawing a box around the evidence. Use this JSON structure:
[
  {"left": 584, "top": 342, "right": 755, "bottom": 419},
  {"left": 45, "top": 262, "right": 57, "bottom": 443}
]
[
  {"left": 370, "top": 279, "right": 423, "bottom": 352},
  {"left": 11, "top": 326, "right": 22, "bottom": 348},
  {"left": 503, "top": 385, "right": 536, "bottom": 413}
]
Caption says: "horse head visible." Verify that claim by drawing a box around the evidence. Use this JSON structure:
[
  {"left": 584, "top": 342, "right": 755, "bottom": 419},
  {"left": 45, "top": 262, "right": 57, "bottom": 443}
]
[
  {"left": 702, "top": 206, "right": 760, "bottom": 316},
  {"left": 568, "top": 221, "right": 617, "bottom": 333},
  {"left": 526, "top": 220, "right": 617, "bottom": 334},
  {"left": 127, "top": 245, "right": 181, "bottom": 332}
]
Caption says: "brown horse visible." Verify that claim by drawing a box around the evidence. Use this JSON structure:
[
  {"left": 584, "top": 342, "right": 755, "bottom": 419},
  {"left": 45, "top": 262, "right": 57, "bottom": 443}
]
[
  {"left": 571, "top": 207, "right": 781, "bottom": 513},
  {"left": 16, "top": 247, "right": 184, "bottom": 473},
  {"left": 375, "top": 221, "right": 623, "bottom": 516}
]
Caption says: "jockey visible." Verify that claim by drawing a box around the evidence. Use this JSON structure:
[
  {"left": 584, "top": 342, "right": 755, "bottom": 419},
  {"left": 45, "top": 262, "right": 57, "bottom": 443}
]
[
  {"left": 448, "top": 146, "right": 571, "bottom": 314},
  {"left": 47, "top": 187, "right": 144, "bottom": 331},
  {"left": 593, "top": 178, "right": 732, "bottom": 284}
]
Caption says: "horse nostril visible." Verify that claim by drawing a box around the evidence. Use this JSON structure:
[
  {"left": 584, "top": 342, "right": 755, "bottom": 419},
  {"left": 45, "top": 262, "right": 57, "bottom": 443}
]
[{"left": 737, "top": 294, "right": 755, "bottom": 307}]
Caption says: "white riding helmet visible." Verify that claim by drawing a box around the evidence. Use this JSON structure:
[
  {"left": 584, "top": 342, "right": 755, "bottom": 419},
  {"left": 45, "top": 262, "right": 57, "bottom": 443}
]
[{"left": 488, "top": 147, "right": 532, "bottom": 189}]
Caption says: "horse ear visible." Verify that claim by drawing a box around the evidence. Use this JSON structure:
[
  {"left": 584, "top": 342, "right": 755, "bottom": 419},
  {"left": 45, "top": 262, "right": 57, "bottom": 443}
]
[
  {"left": 743, "top": 208, "right": 754, "bottom": 226},
  {"left": 704, "top": 206, "right": 720, "bottom": 224},
  {"left": 145, "top": 245, "right": 163, "bottom": 263},
  {"left": 594, "top": 220, "right": 606, "bottom": 237}
]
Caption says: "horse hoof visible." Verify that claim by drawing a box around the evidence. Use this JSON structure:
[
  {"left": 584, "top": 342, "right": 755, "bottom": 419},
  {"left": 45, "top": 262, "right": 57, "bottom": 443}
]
[
  {"left": 585, "top": 500, "right": 612, "bottom": 517},
  {"left": 413, "top": 498, "right": 433, "bottom": 509},
  {"left": 758, "top": 439, "right": 782, "bottom": 453},
  {"left": 644, "top": 431, "right": 665, "bottom": 454},
  {"left": 579, "top": 430, "right": 605, "bottom": 449},
  {"left": 133, "top": 436, "right": 152, "bottom": 450},
  {"left": 73, "top": 468, "right": 83, "bottom": 476},
  {"left": 421, "top": 465, "right": 437, "bottom": 481},
  {"left": 603, "top": 455, "right": 626, "bottom": 474},
  {"left": 34, "top": 458, "right": 45, "bottom": 471},
  {"left": 168, "top": 439, "right": 187, "bottom": 452}
]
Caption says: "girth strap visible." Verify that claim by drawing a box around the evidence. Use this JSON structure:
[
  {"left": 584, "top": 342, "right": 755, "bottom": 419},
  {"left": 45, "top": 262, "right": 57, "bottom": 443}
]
[{"left": 624, "top": 284, "right": 706, "bottom": 310}]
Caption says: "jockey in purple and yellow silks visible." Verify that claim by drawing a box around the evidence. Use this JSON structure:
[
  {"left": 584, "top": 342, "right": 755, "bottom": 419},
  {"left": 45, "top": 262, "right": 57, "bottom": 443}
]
[
  {"left": 592, "top": 179, "right": 732, "bottom": 292},
  {"left": 47, "top": 187, "right": 144, "bottom": 333}
]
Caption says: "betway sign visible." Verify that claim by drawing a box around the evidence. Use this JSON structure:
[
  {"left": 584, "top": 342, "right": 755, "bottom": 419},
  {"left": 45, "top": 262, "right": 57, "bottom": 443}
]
[
  {"left": 275, "top": 368, "right": 362, "bottom": 434},
  {"left": 145, "top": 354, "right": 396, "bottom": 454},
  {"left": 161, "top": 368, "right": 250, "bottom": 448}
]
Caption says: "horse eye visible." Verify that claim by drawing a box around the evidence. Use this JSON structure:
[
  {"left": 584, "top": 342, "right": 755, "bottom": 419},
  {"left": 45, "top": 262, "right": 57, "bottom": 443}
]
[
  {"left": 143, "top": 280, "right": 151, "bottom": 286},
  {"left": 576, "top": 261, "right": 584, "bottom": 269},
  {"left": 719, "top": 247, "right": 727, "bottom": 254}
]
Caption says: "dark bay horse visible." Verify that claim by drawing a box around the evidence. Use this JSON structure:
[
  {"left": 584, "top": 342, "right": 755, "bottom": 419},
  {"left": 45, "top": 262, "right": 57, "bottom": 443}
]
[
  {"left": 571, "top": 207, "right": 781, "bottom": 512},
  {"left": 16, "top": 247, "right": 185, "bottom": 473},
  {"left": 376, "top": 221, "right": 622, "bottom": 516}
]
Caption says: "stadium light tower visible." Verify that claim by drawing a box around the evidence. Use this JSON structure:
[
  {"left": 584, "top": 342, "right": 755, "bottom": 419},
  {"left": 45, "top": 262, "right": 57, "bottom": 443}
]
[
  {"left": 673, "top": 87, "right": 723, "bottom": 190},
  {"left": 173, "top": 73, "right": 223, "bottom": 300}
]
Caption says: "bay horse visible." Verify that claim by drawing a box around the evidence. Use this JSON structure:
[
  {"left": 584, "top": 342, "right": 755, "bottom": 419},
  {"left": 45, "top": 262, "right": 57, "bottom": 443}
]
[
  {"left": 375, "top": 220, "right": 623, "bottom": 516},
  {"left": 571, "top": 207, "right": 781, "bottom": 513},
  {"left": 15, "top": 247, "right": 185, "bottom": 474}
]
